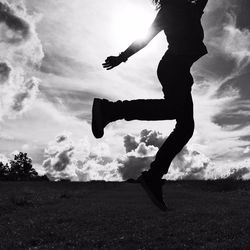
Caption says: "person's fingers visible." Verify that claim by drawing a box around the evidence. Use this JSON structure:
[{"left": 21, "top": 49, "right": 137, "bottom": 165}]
[
  {"left": 104, "top": 59, "right": 113, "bottom": 65},
  {"left": 103, "top": 61, "right": 118, "bottom": 67},
  {"left": 103, "top": 65, "right": 114, "bottom": 69},
  {"left": 106, "top": 65, "right": 115, "bottom": 70},
  {"left": 102, "top": 62, "right": 109, "bottom": 67},
  {"left": 102, "top": 62, "right": 112, "bottom": 68},
  {"left": 102, "top": 57, "right": 120, "bottom": 69}
]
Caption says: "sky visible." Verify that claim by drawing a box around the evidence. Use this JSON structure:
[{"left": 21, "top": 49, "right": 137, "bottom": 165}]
[{"left": 1, "top": 0, "right": 250, "bottom": 181}]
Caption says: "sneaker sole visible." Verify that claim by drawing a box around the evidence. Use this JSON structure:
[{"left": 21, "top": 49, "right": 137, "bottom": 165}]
[
  {"left": 92, "top": 98, "right": 104, "bottom": 139},
  {"left": 138, "top": 175, "right": 167, "bottom": 212}
]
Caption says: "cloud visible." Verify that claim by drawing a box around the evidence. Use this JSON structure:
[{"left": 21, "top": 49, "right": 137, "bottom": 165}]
[
  {"left": 118, "top": 142, "right": 158, "bottom": 180},
  {"left": 42, "top": 128, "right": 250, "bottom": 182},
  {"left": 42, "top": 132, "right": 122, "bottom": 181},
  {"left": 124, "top": 135, "right": 139, "bottom": 153},
  {"left": 0, "top": 61, "right": 40, "bottom": 119},
  {"left": 0, "top": 153, "right": 9, "bottom": 164},
  {"left": 0, "top": 1, "right": 30, "bottom": 44},
  {"left": 220, "top": 13, "right": 250, "bottom": 70},
  {"left": 42, "top": 130, "right": 164, "bottom": 181},
  {"left": 206, "top": 8, "right": 250, "bottom": 74},
  {"left": 0, "top": 62, "right": 11, "bottom": 83},
  {"left": 0, "top": 0, "right": 44, "bottom": 120},
  {"left": 118, "top": 130, "right": 214, "bottom": 181},
  {"left": 188, "top": 1, "right": 250, "bottom": 174},
  {"left": 226, "top": 167, "right": 250, "bottom": 180},
  {"left": 118, "top": 129, "right": 164, "bottom": 180},
  {"left": 140, "top": 129, "right": 165, "bottom": 148},
  {"left": 118, "top": 130, "right": 250, "bottom": 181},
  {"left": 166, "top": 145, "right": 213, "bottom": 180}
]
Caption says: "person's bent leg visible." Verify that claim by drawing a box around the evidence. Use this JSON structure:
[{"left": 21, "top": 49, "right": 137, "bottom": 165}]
[{"left": 92, "top": 97, "right": 179, "bottom": 138}]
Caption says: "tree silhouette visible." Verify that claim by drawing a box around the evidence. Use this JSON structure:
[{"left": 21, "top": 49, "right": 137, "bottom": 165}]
[
  {"left": 9, "top": 152, "right": 38, "bottom": 181},
  {"left": 0, "top": 162, "right": 10, "bottom": 180}
]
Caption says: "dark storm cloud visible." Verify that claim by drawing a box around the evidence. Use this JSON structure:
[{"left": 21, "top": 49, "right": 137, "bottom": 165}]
[{"left": 0, "top": 1, "right": 30, "bottom": 44}]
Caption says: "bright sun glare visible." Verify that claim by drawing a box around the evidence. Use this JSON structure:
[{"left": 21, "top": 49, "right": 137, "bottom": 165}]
[{"left": 112, "top": 4, "right": 154, "bottom": 48}]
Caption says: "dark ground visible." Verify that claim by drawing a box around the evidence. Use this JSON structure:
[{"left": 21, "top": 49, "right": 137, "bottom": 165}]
[{"left": 0, "top": 180, "right": 250, "bottom": 249}]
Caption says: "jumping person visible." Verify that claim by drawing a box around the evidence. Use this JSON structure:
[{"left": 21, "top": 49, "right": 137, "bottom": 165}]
[{"left": 92, "top": 0, "right": 208, "bottom": 211}]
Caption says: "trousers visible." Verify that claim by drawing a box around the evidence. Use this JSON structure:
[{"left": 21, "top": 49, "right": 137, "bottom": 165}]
[{"left": 116, "top": 52, "right": 202, "bottom": 179}]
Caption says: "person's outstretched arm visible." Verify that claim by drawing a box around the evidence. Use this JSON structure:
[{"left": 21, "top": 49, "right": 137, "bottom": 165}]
[{"left": 103, "top": 10, "right": 164, "bottom": 70}]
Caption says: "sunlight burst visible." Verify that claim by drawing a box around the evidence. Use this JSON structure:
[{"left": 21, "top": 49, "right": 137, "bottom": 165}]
[{"left": 112, "top": 4, "right": 154, "bottom": 47}]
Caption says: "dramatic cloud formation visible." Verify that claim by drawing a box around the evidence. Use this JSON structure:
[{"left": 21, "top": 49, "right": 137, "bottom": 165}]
[
  {"left": 0, "top": 0, "right": 43, "bottom": 120},
  {"left": 42, "top": 129, "right": 250, "bottom": 181},
  {"left": 42, "top": 132, "right": 122, "bottom": 181},
  {"left": 42, "top": 130, "right": 160, "bottom": 181},
  {"left": 118, "top": 130, "right": 163, "bottom": 180}
]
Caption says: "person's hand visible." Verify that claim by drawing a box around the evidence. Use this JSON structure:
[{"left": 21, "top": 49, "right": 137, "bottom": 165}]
[{"left": 102, "top": 56, "right": 123, "bottom": 70}]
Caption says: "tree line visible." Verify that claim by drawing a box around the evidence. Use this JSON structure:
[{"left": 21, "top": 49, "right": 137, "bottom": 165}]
[{"left": 0, "top": 152, "right": 49, "bottom": 181}]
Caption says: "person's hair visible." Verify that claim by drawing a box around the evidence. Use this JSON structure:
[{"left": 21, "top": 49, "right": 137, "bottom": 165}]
[
  {"left": 152, "top": 0, "right": 191, "bottom": 10},
  {"left": 152, "top": 0, "right": 164, "bottom": 10}
]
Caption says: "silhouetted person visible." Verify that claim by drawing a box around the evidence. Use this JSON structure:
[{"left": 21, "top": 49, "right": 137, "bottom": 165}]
[{"left": 92, "top": 0, "right": 208, "bottom": 211}]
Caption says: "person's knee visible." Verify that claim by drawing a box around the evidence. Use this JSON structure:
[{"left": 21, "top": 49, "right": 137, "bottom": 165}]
[
  {"left": 176, "top": 119, "right": 194, "bottom": 139},
  {"left": 186, "top": 119, "right": 195, "bottom": 138},
  {"left": 185, "top": 119, "right": 195, "bottom": 139}
]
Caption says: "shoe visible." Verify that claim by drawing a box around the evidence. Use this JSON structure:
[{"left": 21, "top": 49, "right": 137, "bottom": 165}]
[
  {"left": 92, "top": 98, "right": 124, "bottom": 138},
  {"left": 92, "top": 98, "right": 108, "bottom": 138},
  {"left": 138, "top": 172, "right": 167, "bottom": 212}
]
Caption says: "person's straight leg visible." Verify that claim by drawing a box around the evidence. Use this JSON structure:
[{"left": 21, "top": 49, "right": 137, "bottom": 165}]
[
  {"left": 147, "top": 92, "right": 194, "bottom": 179},
  {"left": 146, "top": 53, "right": 198, "bottom": 180}
]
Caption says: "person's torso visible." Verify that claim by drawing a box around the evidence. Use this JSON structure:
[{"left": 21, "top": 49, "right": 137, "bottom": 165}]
[{"left": 160, "top": 5, "right": 207, "bottom": 55}]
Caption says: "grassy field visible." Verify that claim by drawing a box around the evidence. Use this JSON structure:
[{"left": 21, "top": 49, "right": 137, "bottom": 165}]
[{"left": 0, "top": 180, "right": 250, "bottom": 249}]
